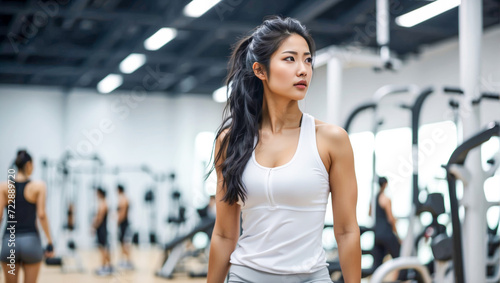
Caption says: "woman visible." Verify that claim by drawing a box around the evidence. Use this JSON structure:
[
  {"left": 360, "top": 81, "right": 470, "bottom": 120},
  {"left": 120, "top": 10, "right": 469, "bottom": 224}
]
[
  {"left": 207, "top": 16, "right": 361, "bottom": 283},
  {"left": 370, "top": 177, "right": 403, "bottom": 280},
  {"left": 0, "top": 150, "right": 54, "bottom": 283},
  {"left": 371, "top": 177, "right": 400, "bottom": 267}
]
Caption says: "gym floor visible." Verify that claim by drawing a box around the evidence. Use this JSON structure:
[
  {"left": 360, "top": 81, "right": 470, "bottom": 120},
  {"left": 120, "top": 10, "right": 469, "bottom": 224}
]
[
  {"left": 5, "top": 246, "right": 379, "bottom": 282},
  {"left": 11, "top": 247, "right": 206, "bottom": 283}
]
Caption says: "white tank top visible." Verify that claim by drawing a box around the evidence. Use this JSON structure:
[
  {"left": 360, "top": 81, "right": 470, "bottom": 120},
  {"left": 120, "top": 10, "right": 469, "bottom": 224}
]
[{"left": 229, "top": 113, "right": 330, "bottom": 274}]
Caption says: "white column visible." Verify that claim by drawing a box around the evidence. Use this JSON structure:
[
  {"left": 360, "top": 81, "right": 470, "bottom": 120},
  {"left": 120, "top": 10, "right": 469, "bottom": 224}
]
[
  {"left": 377, "top": 0, "right": 390, "bottom": 62},
  {"left": 459, "top": 0, "right": 486, "bottom": 282},
  {"left": 326, "top": 57, "right": 343, "bottom": 125}
]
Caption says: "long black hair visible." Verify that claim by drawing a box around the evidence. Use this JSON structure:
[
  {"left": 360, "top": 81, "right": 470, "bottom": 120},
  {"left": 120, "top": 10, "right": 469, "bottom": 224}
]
[{"left": 209, "top": 16, "right": 315, "bottom": 205}]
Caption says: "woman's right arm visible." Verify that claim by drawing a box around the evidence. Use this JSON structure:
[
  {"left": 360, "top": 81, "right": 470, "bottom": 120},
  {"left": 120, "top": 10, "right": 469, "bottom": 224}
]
[
  {"left": 207, "top": 130, "right": 241, "bottom": 283},
  {"left": 36, "top": 182, "right": 54, "bottom": 252},
  {"left": 0, "top": 183, "right": 6, "bottom": 222}
]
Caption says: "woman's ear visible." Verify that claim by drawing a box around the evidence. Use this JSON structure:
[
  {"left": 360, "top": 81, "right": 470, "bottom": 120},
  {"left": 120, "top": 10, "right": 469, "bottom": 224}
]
[{"left": 252, "top": 62, "right": 266, "bottom": 81}]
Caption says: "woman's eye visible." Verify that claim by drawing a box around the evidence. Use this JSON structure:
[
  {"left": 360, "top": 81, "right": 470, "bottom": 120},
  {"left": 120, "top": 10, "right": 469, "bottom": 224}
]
[
  {"left": 285, "top": 57, "right": 295, "bottom": 61},
  {"left": 306, "top": 58, "right": 312, "bottom": 63}
]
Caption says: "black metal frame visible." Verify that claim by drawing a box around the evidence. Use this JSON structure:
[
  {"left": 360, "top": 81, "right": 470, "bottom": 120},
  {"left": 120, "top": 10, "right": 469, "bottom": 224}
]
[{"left": 445, "top": 122, "right": 500, "bottom": 283}]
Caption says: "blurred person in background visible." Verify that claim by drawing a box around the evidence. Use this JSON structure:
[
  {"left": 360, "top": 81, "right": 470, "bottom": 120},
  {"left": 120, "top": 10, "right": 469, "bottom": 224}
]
[
  {"left": 117, "top": 184, "right": 134, "bottom": 270},
  {"left": 0, "top": 149, "right": 54, "bottom": 283},
  {"left": 370, "top": 176, "right": 402, "bottom": 280},
  {"left": 93, "top": 187, "right": 113, "bottom": 276}
]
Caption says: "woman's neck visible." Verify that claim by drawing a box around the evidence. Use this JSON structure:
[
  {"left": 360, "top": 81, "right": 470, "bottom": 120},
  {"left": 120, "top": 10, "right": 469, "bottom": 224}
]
[
  {"left": 261, "top": 94, "right": 302, "bottom": 134},
  {"left": 15, "top": 172, "right": 29, "bottom": 182}
]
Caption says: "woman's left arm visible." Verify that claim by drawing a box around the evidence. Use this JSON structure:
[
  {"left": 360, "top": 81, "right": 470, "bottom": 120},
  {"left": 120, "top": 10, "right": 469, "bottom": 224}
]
[
  {"left": 0, "top": 182, "right": 5, "bottom": 221},
  {"left": 326, "top": 126, "right": 361, "bottom": 282}
]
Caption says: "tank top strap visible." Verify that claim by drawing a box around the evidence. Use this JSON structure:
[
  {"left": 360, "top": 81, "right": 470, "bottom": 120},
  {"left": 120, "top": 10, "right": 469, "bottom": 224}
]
[
  {"left": 300, "top": 113, "right": 316, "bottom": 150},
  {"left": 17, "top": 180, "right": 30, "bottom": 202}
]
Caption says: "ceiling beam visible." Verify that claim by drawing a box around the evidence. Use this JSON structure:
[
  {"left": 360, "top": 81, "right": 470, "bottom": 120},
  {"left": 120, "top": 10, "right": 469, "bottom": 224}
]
[
  {"left": 8, "top": 0, "right": 41, "bottom": 66},
  {"left": 393, "top": 24, "right": 457, "bottom": 38},
  {"left": 0, "top": 48, "right": 227, "bottom": 67},
  {"left": 0, "top": 62, "right": 108, "bottom": 76},
  {"left": 0, "top": 3, "right": 347, "bottom": 36},
  {"left": 305, "top": 20, "right": 352, "bottom": 34},
  {"left": 336, "top": 0, "right": 375, "bottom": 25},
  {"left": 5, "top": 0, "right": 40, "bottom": 55},
  {"left": 289, "top": 0, "right": 343, "bottom": 23},
  {"left": 61, "top": 0, "right": 93, "bottom": 30}
]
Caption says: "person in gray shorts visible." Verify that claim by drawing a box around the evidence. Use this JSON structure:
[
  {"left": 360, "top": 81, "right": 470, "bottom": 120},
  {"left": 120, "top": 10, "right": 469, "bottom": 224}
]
[{"left": 0, "top": 150, "right": 54, "bottom": 283}]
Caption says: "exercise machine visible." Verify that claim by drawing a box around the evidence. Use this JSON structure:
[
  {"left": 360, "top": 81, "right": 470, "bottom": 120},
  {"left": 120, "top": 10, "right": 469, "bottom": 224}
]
[{"left": 156, "top": 203, "right": 215, "bottom": 279}]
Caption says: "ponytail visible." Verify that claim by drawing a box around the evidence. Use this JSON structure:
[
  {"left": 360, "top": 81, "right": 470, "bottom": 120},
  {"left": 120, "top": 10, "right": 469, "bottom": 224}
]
[{"left": 14, "top": 149, "right": 32, "bottom": 172}]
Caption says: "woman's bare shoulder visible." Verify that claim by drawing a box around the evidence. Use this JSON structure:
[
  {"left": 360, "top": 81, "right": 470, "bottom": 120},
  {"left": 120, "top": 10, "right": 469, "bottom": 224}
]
[
  {"left": 314, "top": 118, "right": 349, "bottom": 144},
  {"left": 28, "top": 180, "right": 46, "bottom": 192},
  {"left": 217, "top": 128, "right": 230, "bottom": 141},
  {"left": 215, "top": 128, "right": 231, "bottom": 162}
]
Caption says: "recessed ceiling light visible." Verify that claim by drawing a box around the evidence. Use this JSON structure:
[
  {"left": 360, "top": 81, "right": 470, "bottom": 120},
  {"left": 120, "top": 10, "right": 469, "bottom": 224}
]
[
  {"left": 144, "top": 28, "right": 177, "bottom": 51},
  {"left": 183, "top": 0, "right": 221, "bottom": 18},
  {"left": 119, "top": 53, "right": 146, "bottom": 74},
  {"left": 396, "top": 0, "right": 460, "bottom": 28},
  {"left": 97, "top": 74, "right": 123, "bottom": 93}
]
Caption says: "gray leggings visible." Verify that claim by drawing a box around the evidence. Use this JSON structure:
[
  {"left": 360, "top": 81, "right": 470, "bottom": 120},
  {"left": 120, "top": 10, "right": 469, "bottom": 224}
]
[
  {"left": 1, "top": 233, "right": 43, "bottom": 264},
  {"left": 228, "top": 264, "right": 333, "bottom": 283}
]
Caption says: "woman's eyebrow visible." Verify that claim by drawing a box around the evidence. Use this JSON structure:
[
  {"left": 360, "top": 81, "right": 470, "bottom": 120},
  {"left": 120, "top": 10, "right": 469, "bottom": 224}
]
[{"left": 281, "top": 51, "right": 311, "bottom": 55}]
